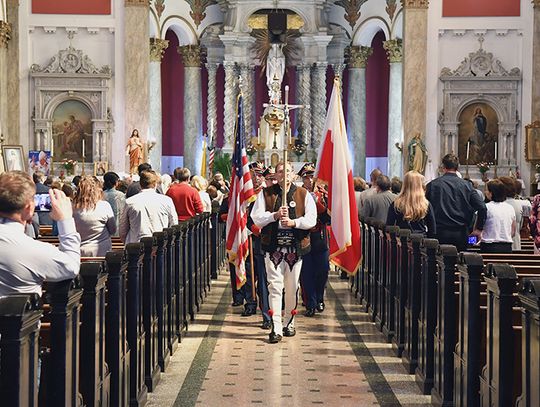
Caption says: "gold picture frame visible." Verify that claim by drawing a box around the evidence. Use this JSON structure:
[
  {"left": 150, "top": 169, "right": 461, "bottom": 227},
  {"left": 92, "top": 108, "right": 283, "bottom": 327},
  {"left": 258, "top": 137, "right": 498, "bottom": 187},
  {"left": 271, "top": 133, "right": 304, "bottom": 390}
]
[
  {"left": 525, "top": 121, "right": 540, "bottom": 162},
  {"left": 93, "top": 161, "right": 108, "bottom": 176},
  {"left": 1, "top": 145, "right": 26, "bottom": 172}
]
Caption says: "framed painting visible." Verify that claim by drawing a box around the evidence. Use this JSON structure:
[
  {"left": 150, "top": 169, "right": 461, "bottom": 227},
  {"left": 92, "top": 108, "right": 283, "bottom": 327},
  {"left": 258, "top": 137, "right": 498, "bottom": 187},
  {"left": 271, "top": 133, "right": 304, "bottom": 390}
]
[
  {"left": 457, "top": 103, "right": 499, "bottom": 165},
  {"left": 525, "top": 121, "right": 540, "bottom": 161},
  {"left": 28, "top": 150, "right": 52, "bottom": 175},
  {"left": 52, "top": 100, "right": 93, "bottom": 162},
  {"left": 2, "top": 145, "right": 26, "bottom": 172},
  {"left": 94, "top": 161, "right": 108, "bottom": 176}
]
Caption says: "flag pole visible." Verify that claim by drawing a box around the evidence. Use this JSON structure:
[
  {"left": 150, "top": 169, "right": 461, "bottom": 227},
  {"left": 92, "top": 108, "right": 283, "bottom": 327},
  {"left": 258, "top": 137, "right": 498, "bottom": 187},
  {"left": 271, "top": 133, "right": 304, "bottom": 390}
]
[
  {"left": 283, "top": 85, "right": 290, "bottom": 193},
  {"left": 249, "top": 235, "right": 257, "bottom": 302}
]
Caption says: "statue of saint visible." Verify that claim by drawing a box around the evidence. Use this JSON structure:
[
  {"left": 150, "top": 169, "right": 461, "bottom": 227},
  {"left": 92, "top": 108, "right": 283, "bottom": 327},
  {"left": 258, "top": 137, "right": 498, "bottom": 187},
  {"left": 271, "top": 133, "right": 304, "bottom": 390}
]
[
  {"left": 408, "top": 132, "right": 428, "bottom": 174},
  {"left": 126, "top": 129, "right": 143, "bottom": 175},
  {"left": 266, "top": 44, "right": 285, "bottom": 100}
]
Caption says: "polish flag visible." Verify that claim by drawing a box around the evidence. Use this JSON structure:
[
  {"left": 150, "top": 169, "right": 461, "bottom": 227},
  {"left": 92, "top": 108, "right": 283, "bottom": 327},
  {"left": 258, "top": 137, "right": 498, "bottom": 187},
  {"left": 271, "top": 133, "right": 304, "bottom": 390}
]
[{"left": 314, "top": 78, "right": 361, "bottom": 274}]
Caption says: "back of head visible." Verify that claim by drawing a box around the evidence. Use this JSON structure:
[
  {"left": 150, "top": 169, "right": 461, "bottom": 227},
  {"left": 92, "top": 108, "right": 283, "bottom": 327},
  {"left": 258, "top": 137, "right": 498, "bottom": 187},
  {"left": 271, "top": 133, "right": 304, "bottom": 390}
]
[
  {"left": 513, "top": 179, "right": 522, "bottom": 196},
  {"left": 117, "top": 180, "right": 128, "bottom": 194},
  {"left": 33, "top": 171, "right": 45, "bottom": 184},
  {"left": 140, "top": 170, "right": 158, "bottom": 189},
  {"left": 391, "top": 177, "right": 402, "bottom": 195},
  {"left": 174, "top": 167, "right": 191, "bottom": 182},
  {"left": 72, "top": 175, "right": 82, "bottom": 188},
  {"left": 370, "top": 168, "right": 383, "bottom": 184},
  {"left": 73, "top": 176, "right": 102, "bottom": 210},
  {"left": 353, "top": 177, "right": 367, "bottom": 192},
  {"left": 191, "top": 175, "right": 207, "bottom": 191},
  {"left": 498, "top": 176, "right": 516, "bottom": 198},
  {"left": 441, "top": 154, "right": 459, "bottom": 171},
  {"left": 375, "top": 175, "right": 391, "bottom": 192},
  {"left": 62, "top": 183, "right": 74, "bottom": 199},
  {"left": 394, "top": 171, "right": 428, "bottom": 221},
  {"left": 103, "top": 171, "right": 120, "bottom": 190},
  {"left": 0, "top": 171, "right": 36, "bottom": 215},
  {"left": 207, "top": 185, "right": 218, "bottom": 199},
  {"left": 137, "top": 163, "right": 152, "bottom": 176},
  {"left": 487, "top": 179, "right": 507, "bottom": 202}
]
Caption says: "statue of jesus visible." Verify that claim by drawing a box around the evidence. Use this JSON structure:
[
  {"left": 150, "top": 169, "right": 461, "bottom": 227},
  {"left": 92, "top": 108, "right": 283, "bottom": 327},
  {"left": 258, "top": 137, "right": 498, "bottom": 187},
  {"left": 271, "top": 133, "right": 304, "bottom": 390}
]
[{"left": 266, "top": 43, "right": 285, "bottom": 91}]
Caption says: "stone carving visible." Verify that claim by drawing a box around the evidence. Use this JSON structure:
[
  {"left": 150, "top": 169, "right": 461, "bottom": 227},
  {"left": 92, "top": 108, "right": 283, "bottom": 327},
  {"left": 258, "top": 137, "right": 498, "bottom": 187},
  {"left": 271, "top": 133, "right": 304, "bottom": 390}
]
[
  {"left": 383, "top": 39, "right": 403, "bottom": 63},
  {"left": 386, "top": 0, "right": 398, "bottom": 20},
  {"left": 240, "top": 63, "right": 254, "bottom": 141},
  {"left": 311, "top": 63, "right": 327, "bottom": 149},
  {"left": 206, "top": 63, "right": 218, "bottom": 143},
  {"left": 0, "top": 21, "right": 11, "bottom": 48},
  {"left": 178, "top": 44, "right": 203, "bottom": 67},
  {"left": 401, "top": 0, "right": 429, "bottom": 8},
  {"left": 149, "top": 38, "right": 169, "bottom": 62},
  {"left": 153, "top": 0, "right": 165, "bottom": 17},
  {"left": 223, "top": 62, "right": 237, "bottom": 146},
  {"left": 30, "top": 45, "right": 112, "bottom": 75},
  {"left": 346, "top": 45, "right": 372, "bottom": 68},
  {"left": 335, "top": 0, "right": 368, "bottom": 29},
  {"left": 298, "top": 64, "right": 312, "bottom": 144},
  {"left": 440, "top": 46, "right": 521, "bottom": 78},
  {"left": 184, "top": 0, "right": 217, "bottom": 28}
]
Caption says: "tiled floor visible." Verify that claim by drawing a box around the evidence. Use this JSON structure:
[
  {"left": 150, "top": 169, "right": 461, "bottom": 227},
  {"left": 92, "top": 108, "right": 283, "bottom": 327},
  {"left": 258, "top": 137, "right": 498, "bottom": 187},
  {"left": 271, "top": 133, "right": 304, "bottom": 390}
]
[{"left": 147, "top": 271, "right": 431, "bottom": 407}]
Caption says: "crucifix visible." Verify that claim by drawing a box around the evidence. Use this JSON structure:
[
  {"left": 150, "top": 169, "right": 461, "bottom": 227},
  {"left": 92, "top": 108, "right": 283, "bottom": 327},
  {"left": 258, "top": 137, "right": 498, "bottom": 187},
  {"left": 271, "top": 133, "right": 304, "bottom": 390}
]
[{"left": 263, "top": 82, "right": 309, "bottom": 193}]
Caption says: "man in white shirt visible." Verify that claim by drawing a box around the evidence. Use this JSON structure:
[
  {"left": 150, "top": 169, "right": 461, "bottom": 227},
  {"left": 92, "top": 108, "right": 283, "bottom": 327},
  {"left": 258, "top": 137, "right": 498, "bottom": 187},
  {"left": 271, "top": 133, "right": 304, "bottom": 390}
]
[
  {"left": 119, "top": 170, "right": 178, "bottom": 244},
  {"left": 0, "top": 171, "right": 81, "bottom": 296},
  {"left": 251, "top": 162, "right": 317, "bottom": 343}
]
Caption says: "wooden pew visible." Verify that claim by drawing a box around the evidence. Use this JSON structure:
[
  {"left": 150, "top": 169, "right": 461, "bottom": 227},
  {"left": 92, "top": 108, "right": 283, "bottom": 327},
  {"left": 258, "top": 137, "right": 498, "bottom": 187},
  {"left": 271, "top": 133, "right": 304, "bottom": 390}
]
[
  {"left": 382, "top": 226, "right": 400, "bottom": 343},
  {"left": 392, "top": 229, "right": 411, "bottom": 358},
  {"left": 0, "top": 295, "right": 42, "bottom": 406}
]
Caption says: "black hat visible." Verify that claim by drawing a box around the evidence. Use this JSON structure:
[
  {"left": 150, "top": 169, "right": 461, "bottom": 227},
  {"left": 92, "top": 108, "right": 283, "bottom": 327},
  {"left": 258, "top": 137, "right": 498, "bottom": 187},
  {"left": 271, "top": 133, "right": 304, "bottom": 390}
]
[
  {"left": 249, "top": 161, "right": 265, "bottom": 174},
  {"left": 298, "top": 162, "right": 316, "bottom": 177},
  {"left": 262, "top": 166, "right": 275, "bottom": 177}
]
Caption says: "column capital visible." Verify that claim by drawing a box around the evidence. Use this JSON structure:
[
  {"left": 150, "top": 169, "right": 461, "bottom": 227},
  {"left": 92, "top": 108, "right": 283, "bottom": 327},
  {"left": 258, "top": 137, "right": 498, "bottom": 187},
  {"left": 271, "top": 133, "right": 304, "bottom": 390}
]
[
  {"left": 178, "top": 45, "right": 204, "bottom": 67},
  {"left": 383, "top": 39, "right": 403, "bottom": 63},
  {"left": 205, "top": 62, "right": 219, "bottom": 72},
  {"left": 149, "top": 38, "right": 169, "bottom": 62},
  {"left": 401, "top": 0, "right": 429, "bottom": 9},
  {"left": 0, "top": 21, "right": 11, "bottom": 48},
  {"left": 125, "top": 0, "right": 149, "bottom": 6},
  {"left": 346, "top": 46, "right": 372, "bottom": 68}
]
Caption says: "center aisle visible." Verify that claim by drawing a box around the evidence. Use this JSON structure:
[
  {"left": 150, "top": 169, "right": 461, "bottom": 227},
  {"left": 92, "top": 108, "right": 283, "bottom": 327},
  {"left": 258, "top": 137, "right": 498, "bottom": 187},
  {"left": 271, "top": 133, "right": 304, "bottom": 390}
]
[{"left": 147, "top": 273, "right": 431, "bottom": 407}]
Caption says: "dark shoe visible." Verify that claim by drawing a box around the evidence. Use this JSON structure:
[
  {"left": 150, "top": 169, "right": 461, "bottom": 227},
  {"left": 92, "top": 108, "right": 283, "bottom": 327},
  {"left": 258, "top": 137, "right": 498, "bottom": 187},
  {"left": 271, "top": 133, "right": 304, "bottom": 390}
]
[
  {"left": 283, "top": 326, "right": 296, "bottom": 337},
  {"left": 316, "top": 302, "right": 325, "bottom": 313},
  {"left": 241, "top": 308, "right": 256, "bottom": 317},
  {"left": 269, "top": 332, "right": 282, "bottom": 343},
  {"left": 304, "top": 308, "right": 316, "bottom": 317},
  {"left": 232, "top": 301, "right": 243, "bottom": 307},
  {"left": 261, "top": 320, "right": 272, "bottom": 330}
]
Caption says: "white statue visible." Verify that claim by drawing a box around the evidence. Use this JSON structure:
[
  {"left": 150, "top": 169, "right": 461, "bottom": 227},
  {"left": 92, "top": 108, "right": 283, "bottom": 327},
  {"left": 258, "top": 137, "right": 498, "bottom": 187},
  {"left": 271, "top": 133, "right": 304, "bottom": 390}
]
[{"left": 266, "top": 44, "right": 285, "bottom": 91}]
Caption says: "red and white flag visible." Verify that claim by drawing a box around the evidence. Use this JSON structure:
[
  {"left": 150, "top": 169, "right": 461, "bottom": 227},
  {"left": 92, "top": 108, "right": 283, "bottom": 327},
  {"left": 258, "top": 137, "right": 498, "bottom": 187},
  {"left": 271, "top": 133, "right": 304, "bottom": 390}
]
[
  {"left": 226, "top": 95, "right": 256, "bottom": 288},
  {"left": 314, "top": 78, "right": 361, "bottom": 274}
]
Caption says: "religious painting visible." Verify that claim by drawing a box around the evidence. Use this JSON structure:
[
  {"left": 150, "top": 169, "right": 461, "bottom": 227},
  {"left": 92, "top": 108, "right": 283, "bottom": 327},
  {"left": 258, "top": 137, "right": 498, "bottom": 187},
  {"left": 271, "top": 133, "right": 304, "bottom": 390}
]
[
  {"left": 458, "top": 103, "right": 499, "bottom": 165},
  {"left": 94, "top": 161, "right": 108, "bottom": 176},
  {"left": 525, "top": 121, "right": 540, "bottom": 161},
  {"left": 52, "top": 100, "right": 92, "bottom": 162},
  {"left": 28, "top": 150, "right": 52, "bottom": 175},
  {"left": 2, "top": 145, "right": 26, "bottom": 172}
]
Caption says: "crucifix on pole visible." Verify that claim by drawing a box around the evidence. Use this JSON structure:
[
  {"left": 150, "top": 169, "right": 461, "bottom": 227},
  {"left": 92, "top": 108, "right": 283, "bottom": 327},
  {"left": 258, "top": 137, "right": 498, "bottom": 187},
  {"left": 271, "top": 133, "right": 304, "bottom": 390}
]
[{"left": 263, "top": 83, "right": 309, "bottom": 193}]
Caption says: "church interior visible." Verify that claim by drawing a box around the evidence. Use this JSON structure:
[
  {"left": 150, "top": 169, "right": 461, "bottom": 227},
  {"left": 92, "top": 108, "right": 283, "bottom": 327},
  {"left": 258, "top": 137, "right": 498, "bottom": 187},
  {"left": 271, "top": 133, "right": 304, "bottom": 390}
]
[{"left": 0, "top": 1, "right": 539, "bottom": 406}]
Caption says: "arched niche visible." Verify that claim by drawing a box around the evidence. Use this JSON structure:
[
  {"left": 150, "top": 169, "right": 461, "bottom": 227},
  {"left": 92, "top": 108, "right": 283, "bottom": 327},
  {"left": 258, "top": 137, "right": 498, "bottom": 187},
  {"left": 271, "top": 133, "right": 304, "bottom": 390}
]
[
  {"left": 439, "top": 44, "right": 521, "bottom": 176},
  {"left": 30, "top": 46, "right": 111, "bottom": 165},
  {"left": 161, "top": 16, "right": 198, "bottom": 44},
  {"left": 352, "top": 17, "right": 390, "bottom": 46}
]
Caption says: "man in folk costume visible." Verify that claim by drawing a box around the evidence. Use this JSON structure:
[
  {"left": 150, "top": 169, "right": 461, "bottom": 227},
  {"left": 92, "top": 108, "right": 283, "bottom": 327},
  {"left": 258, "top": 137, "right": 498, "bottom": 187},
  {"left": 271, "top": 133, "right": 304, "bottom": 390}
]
[
  {"left": 246, "top": 161, "right": 272, "bottom": 328},
  {"left": 298, "top": 163, "right": 331, "bottom": 317},
  {"left": 251, "top": 161, "right": 317, "bottom": 343}
]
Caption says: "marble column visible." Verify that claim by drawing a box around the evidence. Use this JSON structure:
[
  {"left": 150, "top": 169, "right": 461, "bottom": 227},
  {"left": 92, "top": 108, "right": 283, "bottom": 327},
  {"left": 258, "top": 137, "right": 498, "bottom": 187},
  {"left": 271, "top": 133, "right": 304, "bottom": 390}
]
[
  {"left": 6, "top": 0, "right": 18, "bottom": 144},
  {"left": 310, "top": 62, "right": 327, "bottom": 151},
  {"left": 206, "top": 63, "right": 218, "bottom": 144},
  {"left": 124, "top": 0, "right": 150, "bottom": 170},
  {"left": 296, "top": 64, "right": 312, "bottom": 145},
  {"left": 239, "top": 63, "right": 255, "bottom": 142},
  {"left": 148, "top": 38, "right": 168, "bottom": 173},
  {"left": 347, "top": 46, "right": 372, "bottom": 177},
  {"left": 533, "top": 0, "right": 540, "bottom": 119},
  {"left": 383, "top": 39, "right": 403, "bottom": 178},
  {"left": 178, "top": 45, "right": 203, "bottom": 174},
  {"left": 402, "top": 0, "right": 428, "bottom": 173},
  {"left": 223, "top": 61, "right": 237, "bottom": 149},
  {"left": 0, "top": 20, "right": 10, "bottom": 146}
]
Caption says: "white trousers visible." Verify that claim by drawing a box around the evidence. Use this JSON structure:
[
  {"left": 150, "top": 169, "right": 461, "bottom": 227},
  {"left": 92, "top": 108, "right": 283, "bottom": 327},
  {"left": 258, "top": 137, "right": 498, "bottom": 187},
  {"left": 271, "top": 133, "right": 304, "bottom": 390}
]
[{"left": 264, "top": 251, "right": 302, "bottom": 335}]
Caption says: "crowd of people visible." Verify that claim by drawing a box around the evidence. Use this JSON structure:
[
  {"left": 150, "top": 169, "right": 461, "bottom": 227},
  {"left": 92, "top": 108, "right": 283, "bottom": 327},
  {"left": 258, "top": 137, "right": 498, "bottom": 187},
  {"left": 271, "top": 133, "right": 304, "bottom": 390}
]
[{"left": 2, "top": 152, "right": 539, "bottom": 343}]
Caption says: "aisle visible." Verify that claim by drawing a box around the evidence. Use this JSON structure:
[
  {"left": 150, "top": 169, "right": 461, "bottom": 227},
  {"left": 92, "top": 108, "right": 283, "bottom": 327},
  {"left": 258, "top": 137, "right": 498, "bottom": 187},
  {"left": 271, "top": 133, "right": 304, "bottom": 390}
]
[{"left": 147, "top": 273, "right": 431, "bottom": 407}]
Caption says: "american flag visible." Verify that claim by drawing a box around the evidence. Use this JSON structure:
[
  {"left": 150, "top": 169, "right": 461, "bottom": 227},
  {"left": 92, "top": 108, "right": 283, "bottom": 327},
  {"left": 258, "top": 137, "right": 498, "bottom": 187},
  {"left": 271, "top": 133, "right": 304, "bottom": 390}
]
[
  {"left": 226, "top": 94, "right": 256, "bottom": 289},
  {"left": 207, "top": 144, "right": 215, "bottom": 178}
]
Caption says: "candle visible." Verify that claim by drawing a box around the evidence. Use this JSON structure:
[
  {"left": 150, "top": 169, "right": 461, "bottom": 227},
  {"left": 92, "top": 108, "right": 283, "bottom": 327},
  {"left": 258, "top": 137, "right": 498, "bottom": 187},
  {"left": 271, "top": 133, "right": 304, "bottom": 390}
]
[
  {"left": 82, "top": 138, "right": 85, "bottom": 158},
  {"left": 284, "top": 85, "right": 289, "bottom": 106},
  {"left": 494, "top": 141, "right": 497, "bottom": 162},
  {"left": 257, "top": 128, "right": 260, "bottom": 144},
  {"left": 466, "top": 140, "right": 470, "bottom": 161},
  {"left": 51, "top": 137, "right": 54, "bottom": 157}
]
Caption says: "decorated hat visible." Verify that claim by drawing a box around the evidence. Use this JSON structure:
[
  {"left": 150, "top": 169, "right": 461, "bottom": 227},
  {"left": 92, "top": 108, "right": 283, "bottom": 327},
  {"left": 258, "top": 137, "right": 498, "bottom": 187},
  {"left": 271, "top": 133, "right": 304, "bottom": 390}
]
[
  {"left": 249, "top": 161, "right": 265, "bottom": 174},
  {"left": 262, "top": 166, "right": 275, "bottom": 177},
  {"left": 298, "top": 162, "right": 316, "bottom": 177}
]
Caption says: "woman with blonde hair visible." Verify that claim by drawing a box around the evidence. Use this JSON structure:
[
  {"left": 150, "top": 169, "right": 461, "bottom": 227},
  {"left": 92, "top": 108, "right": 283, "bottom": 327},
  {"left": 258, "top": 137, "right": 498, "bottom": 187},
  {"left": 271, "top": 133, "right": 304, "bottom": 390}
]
[
  {"left": 191, "top": 175, "right": 212, "bottom": 212},
  {"left": 72, "top": 176, "right": 116, "bottom": 256},
  {"left": 386, "top": 171, "right": 436, "bottom": 237}
]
